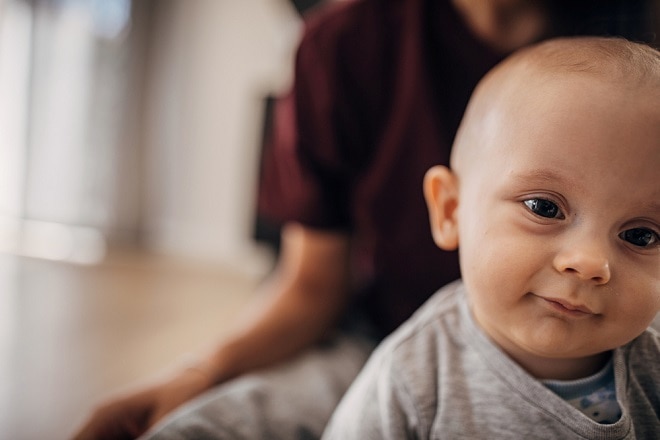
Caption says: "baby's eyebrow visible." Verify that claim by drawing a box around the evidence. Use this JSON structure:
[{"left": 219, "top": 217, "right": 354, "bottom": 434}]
[
  {"left": 642, "top": 200, "right": 660, "bottom": 216},
  {"left": 509, "top": 168, "right": 573, "bottom": 186}
]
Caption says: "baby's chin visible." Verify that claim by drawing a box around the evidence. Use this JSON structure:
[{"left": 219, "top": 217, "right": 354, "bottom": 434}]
[{"left": 503, "top": 332, "right": 616, "bottom": 379}]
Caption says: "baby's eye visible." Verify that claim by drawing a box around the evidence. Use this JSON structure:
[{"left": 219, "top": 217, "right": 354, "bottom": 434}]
[
  {"left": 523, "top": 199, "right": 564, "bottom": 219},
  {"left": 619, "top": 228, "right": 659, "bottom": 248}
]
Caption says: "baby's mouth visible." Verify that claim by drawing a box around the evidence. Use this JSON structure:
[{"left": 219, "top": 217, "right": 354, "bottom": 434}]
[{"left": 537, "top": 295, "right": 596, "bottom": 317}]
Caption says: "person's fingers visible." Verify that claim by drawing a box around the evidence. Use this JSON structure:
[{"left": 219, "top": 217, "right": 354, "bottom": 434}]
[
  {"left": 72, "top": 417, "right": 134, "bottom": 440},
  {"left": 73, "top": 367, "right": 213, "bottom": 440},
  {"left": 72, "top": 393, "right": 153, "bottom": 440}
]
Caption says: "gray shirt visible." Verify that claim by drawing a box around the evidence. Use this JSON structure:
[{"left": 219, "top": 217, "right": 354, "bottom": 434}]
[{"left": 322, "top": 281, "right": 660, "bottom": 439}]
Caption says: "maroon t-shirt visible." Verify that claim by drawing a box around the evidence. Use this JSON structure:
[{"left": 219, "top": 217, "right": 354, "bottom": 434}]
[{"left": 258, "top": 0, "right": 504, "bottom": 336}]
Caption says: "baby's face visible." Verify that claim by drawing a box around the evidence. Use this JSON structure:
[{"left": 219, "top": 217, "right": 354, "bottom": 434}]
[{"left": 457, "top": 74, "right": 660, "bottom": 371}]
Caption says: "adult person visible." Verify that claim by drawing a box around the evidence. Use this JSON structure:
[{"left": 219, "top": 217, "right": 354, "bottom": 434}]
[{"left": 73, "top": 1, "right": 658, "bottom": 439}]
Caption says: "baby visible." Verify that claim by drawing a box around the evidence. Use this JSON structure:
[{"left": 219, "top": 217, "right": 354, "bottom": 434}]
[{"left": 322, "top": 37, "right": 660, "bottom": 439}]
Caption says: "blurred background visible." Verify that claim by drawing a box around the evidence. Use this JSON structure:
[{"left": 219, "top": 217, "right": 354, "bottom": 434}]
[
  {"left": 0, "top": 0, "right": 307, "bottom": 270},
  {"left": 0, "top": 0, "right": 322, "bottom": 438}
]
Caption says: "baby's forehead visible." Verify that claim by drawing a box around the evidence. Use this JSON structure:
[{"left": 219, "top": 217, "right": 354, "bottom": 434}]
[
  {"left": 454, "top": 72, "right": 659, "bottom": 200},
  {"left": 480, "top": 62, "right": 619, "bottom": 112},
  {"left": 451, "top": 37, "right": 660, "bottom": 173}
]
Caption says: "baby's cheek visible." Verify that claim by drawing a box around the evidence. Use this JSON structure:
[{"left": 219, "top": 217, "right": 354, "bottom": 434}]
[{"left": 461, "top": 241, "right": 507, "bottom": 292}]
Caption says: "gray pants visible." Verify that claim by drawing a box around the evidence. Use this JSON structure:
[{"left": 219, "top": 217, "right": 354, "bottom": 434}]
[{"left": 141, "top": 332, "right": 375, "bottom": 440}]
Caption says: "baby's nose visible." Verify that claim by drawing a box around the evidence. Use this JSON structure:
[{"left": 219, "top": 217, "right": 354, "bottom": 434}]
[{"left": 552, "top": 241, "right": 611, "bottom": 285}]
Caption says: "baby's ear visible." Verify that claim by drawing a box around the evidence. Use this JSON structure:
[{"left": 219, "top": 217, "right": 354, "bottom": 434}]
[{"left": 423, "top": 166, "right": 459, "bottom": 250}]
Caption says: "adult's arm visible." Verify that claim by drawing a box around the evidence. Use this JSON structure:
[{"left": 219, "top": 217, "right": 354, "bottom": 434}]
[
  {"left": 199, "top": 222, "right": 351, "bottom": 382},
  {"left": 72, "top": 222, "right": 351, "bottom": 439}
]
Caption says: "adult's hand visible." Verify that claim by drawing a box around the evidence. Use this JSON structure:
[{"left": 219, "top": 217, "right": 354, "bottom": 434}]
[{"left": 72, "top": 365, "right": 214, "bottom": 440}]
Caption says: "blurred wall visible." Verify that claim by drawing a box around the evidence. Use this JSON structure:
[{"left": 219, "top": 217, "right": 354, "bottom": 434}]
[
  {"left": 0, "top": 0, "right": 301, "bottom": 274},
  {"left": 132, "top": 0, "right": 300, "bottom": 274}
]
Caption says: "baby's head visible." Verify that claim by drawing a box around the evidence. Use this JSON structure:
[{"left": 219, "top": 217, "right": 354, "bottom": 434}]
[{"left": 424, "top": 37, "right": 660, "bottom": 379}]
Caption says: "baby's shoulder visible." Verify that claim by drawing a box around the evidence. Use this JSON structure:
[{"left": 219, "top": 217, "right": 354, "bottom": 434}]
[{"left": 376, "top": 280, "right": 468, "bottom": 380}]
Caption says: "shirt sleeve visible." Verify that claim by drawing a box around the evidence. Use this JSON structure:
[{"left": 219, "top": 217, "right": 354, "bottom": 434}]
[{"left": 257, "top": 22, "right": 351, "bottom": 231}]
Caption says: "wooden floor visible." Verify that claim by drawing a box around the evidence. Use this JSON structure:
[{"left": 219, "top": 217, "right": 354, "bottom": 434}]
[{"left": 0, "top": 249, "right": 263, "bottom": 440}]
